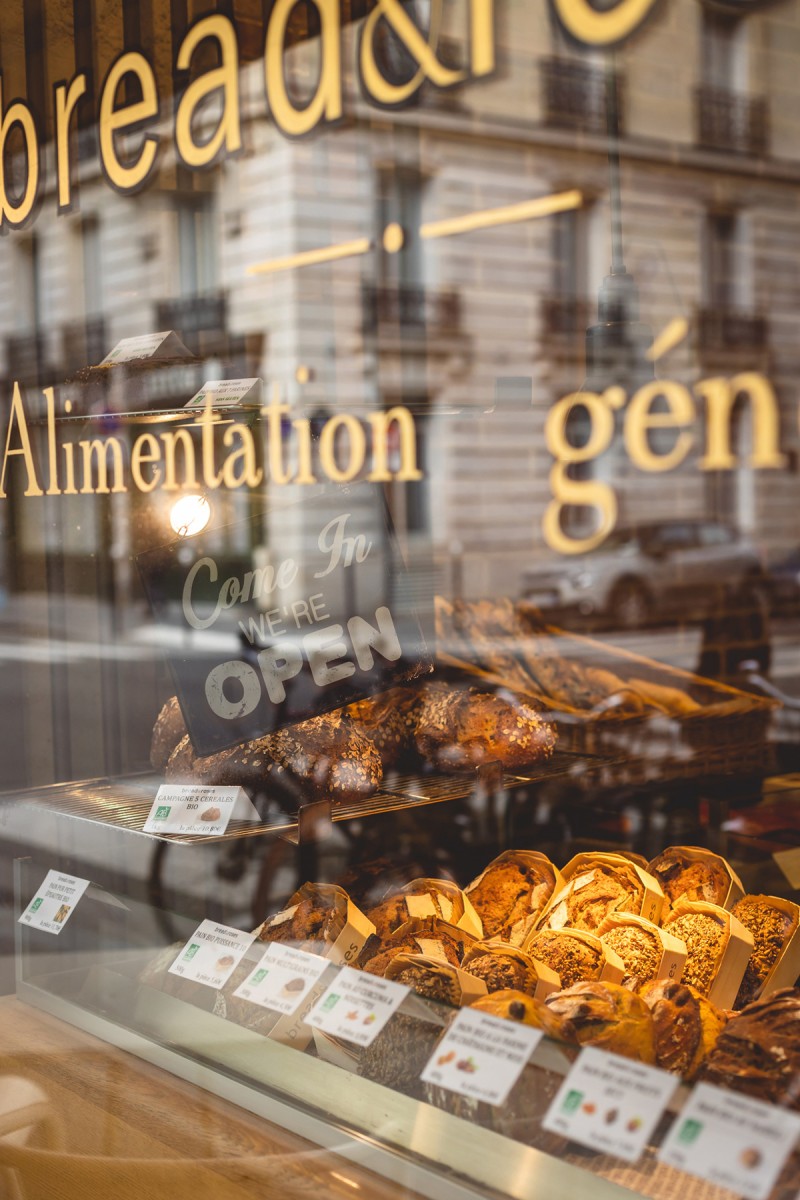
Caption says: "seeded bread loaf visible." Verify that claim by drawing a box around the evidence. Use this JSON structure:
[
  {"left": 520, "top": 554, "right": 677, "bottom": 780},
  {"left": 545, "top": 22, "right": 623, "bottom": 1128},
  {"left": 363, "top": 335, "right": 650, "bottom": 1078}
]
[{"left": 733, "top": 895, "right": 799, "bottom": 1008}]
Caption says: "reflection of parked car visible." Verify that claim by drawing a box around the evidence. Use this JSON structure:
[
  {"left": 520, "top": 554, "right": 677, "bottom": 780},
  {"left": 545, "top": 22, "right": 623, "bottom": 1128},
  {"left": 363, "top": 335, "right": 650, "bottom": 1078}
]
[
  {"left": 768, "top": 548, "right": 800, "bottom": 615},
  {"left": 521, "top": 521, "right": 766, "bottom": 630}
]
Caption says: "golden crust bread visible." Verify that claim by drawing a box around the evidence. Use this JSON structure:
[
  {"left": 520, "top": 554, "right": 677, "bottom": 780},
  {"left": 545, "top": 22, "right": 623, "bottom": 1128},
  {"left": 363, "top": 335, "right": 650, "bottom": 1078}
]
[
  {"left": 414, "top": 685, "right": 556, "bottom": 771},
  {"left": 648, "top": 847, "right": 731, "bottom": 917},
  {"left": 540, "top": 863, "right": 644, "bottom": 933},
  {"left": 639, "top": 978, "right": 727, "bottom": 1079},
  {"left": 544, "top": 981, "right": 656, "bottom": 1063},
  {"left": 526, "top": 930, "right": 605, "bottom": 989},
  {"left": 470, "top": 989, "right": 557, "bottom": 1031},
  {"left": 465, "top": 852, "right": 558, "bottom": 943}
]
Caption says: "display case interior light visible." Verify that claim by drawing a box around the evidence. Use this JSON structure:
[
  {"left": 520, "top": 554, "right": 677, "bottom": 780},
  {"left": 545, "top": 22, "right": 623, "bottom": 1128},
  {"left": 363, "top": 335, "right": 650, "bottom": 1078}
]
[{"left": 169, "top": 494, "right": 211, "bottom": 538}]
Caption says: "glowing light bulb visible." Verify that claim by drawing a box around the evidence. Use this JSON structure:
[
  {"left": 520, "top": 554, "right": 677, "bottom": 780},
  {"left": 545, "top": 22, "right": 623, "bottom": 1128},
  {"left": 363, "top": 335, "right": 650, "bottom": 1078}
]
[{"left": 169, "top": 494, "right": 211, "bottom": 537}]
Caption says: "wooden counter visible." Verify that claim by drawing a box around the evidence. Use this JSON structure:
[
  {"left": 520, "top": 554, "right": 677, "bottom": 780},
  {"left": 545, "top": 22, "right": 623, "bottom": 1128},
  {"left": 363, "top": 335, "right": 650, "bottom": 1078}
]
[{"left": 0, "top": 996, "right": 423, "bottom": 1200}]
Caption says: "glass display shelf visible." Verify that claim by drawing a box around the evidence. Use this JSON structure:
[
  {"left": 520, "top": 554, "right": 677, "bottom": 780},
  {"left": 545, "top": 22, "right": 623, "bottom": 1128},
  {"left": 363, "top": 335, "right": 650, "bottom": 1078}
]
[{"left": 13, "top": 855, "right": 800, "bottom": 1200}]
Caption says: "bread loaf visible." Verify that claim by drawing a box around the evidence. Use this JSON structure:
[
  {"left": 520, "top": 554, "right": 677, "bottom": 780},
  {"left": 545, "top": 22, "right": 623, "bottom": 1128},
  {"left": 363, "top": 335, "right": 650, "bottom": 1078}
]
[
  {"left": 639, "top": 979, "right": 726, "bottom": 1078},
  {"left": 700, "top": 988, "right": 800, "bottom": 1108},
  {"left": 733, "top": 895, "right": 799, "bottom": 1008},
  {"left": 414, "top": 684, "right": 556, "bottom": 771},
  {"left": 544, "top": 981, "right": 656, "bottom": 1064},
  {"left": 465, "top": 851, "right": 559, "bottom": 945}
]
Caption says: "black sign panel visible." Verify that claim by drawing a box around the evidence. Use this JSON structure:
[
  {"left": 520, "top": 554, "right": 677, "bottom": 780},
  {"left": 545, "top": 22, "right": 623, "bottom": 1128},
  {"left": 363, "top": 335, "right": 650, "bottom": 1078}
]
[{"left": 138, "top": 485, "right": 432, "bottom": 755}]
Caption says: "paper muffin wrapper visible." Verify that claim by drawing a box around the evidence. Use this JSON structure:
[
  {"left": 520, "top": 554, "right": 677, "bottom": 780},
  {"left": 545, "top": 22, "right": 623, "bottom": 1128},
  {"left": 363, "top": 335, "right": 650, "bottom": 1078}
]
[
  {"left": 465, "top": 851, "right": 565, "bottom": 946},
  {"left": 596, "top": 911, "right": 687, "bottom": 985},
  {"left": 385, "top": 952, "right": 489, "bottom": 1007},
  {"left": 461, "top": 938, "right": 561, "bottom": 1001},
  {"left": 400, "top": 878, "right": 484, "bottom": 939},
  {"left": 522, "top": 927, "right": 626, "bottom": 986},
  {"left": 650, "top": 846, "right": 745, "bottom": 915},
  {"left": 733, "top": 894, "right": 800, "bottom": 1003},
  {"left": 664, "top": 898, "right": 754, "bottom": 1011},
  {"left": 538, "top": 852, "right": 665, "bottom": 931}
]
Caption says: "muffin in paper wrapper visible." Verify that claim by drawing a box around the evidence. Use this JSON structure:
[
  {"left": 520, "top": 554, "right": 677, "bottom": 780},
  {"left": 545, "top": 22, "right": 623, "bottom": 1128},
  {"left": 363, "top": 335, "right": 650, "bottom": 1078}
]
[
  {"left": 465, "top": 850, "right": 564, "bottom": 946},
  {"left": 537, "top": 852, "right": 664, "bottom": 932},
  {"left": 367, "top": 878, "right": 483, "bottom": 940},
  {"left": 663, "top": 899, "right": 754, "bottom": 1010},
  {"left": 461, "top": 938, "right": 561, "bottom": 1000},
  {"left": 255, "top": 882, "right": 375, "bottom": 965},
  {"left": 648, "top": 845, "right": 744, "bottom": 919},
  {"left": 524, "top": 927, "right": 625, "bottom": 989},
  {"left": 597, "top": 911, "right": 687, "bottom": 987}
]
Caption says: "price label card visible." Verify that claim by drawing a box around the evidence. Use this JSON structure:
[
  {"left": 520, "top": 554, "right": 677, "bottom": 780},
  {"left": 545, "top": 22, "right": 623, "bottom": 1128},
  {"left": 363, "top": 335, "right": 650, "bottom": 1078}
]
[
  {"left": 658, "top": 1083, "right": 800, "bottom": 1200},
  {"left": 168, "top": 921, "right": 256, "bottom": 989},
  {"left": 143, "top": 785, "right": 260, "bottom": 836},
  {"left": 101, "top": 331, "right": 177, "bottom": 364},
  {"left": 18, "top": 871, "right": 91, "bottom": 935},
  {"left": 420, "top": 1008, "right": 542, "bottom": 1107},
  {"left": 185, "top": 378, "right": 261, "bottom": 409},
  {"left": 233, "top": 943, "right": 330, "bottom": 1015},
  {"left": 543, "top": 1046, "right": 679, "bottom": 1162},
  {"left": 306, "top": 966, "right": 409, "bottom": 1047}
]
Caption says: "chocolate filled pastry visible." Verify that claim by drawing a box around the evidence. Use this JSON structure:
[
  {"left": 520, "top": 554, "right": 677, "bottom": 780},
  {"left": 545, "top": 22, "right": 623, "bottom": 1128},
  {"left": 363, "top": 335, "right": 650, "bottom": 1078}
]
[
  {"left": 470, "top": 989, "right": 556, "bottom": 1030},
  {"left": 699, "top": 988, "right": 800, "bottom": 1109},
  {"left": 413, "top": 684, "right": 556, "bottom": 771},
  {"left": 150, "top": 696, "right": 188, "bottom": 772},
  {"left": 639, "top": 979, "right": 726, "bottom": 1079},
  {"left": 166, "top": 711, "right": 383, "bottom": 804},
  {"left": 648, "top": 846, "right": 732, "bottom": 918},
  {"left": 544, "top": 981, "right": 656, "bottom": 1064},
  {"left": 526, "top": 930, "right": 606, "bottom": 989},
  {"left": 539, "top": 860, "right": 645, "bottom": 933},
  {"left": 465, "top": 851, "right": 559, "bottom": 945},
  {"left": 357, "top": 917, "right": 475, "bottom": 976},
  {"left": 733, "top": 895, "right": 799, "bottom": 1009}
]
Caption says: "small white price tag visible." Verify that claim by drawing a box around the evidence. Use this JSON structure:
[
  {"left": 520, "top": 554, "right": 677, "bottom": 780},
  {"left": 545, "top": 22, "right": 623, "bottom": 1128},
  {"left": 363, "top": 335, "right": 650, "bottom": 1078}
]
[
  {"left": 420, "top": 1008, "right": 542, "bottom": 1107},
  {"left": 233, "top": 944, "right": 330, "bottom": 1015},
  {"left": 143, "top": 785, "right": 260, "bottom": 836},
  {"left": 18, "top": 870, "right": 91, "bottom": 935},
  {"left": 168, "top": 920, "right": 256, "bottom": 989},
  {"left": 101, "top": 332, "right": 174, "bottom": 364},
  {"left": 185, "top": 378, "right": 261, "bottom": 409},
  {"left": 306, "top": 966, "right": 409, "bottom": 1047},
  {"left": 543, "top": 1046, "right": 679, "bottom": 1162},
  {"left": 659, "top": 1083, "right": 800, "bottom": 1200}
]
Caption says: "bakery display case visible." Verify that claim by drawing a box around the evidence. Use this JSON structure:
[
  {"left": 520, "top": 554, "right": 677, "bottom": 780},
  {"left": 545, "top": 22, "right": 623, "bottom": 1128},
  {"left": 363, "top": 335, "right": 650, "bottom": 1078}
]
[{"left": 3, "top": 0, "right": 800, "bottom": 1198}]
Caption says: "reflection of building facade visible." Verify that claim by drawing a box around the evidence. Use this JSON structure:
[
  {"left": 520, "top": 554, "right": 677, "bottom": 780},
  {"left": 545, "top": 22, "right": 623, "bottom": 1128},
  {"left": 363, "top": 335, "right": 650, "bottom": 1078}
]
[{"left": 0, "top": 0, "right": 798, "bottom": 604}]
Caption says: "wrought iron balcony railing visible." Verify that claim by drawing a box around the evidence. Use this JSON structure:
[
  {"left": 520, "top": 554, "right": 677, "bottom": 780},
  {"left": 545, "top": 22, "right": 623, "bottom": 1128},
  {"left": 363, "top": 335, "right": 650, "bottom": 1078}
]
[
  {"left": 5, "top": 331, "right": 49, "bottom": 387},
  {"left": 696, "top": 87, "right": 768, "bottom": 157},
  {"left": 155, "top": 291, "right": 228, "bottom": 356},
  {"left": 540, "top": 295, "right": 592, "bottom": 338},
  {"left": 363, "top": 284, "right": 461, "bottom": 335},
  {"left": 697, "top": 306, "right": 768, "bottom": 353},
  {"left": 61, "top": 316, "right": 108, "bottom": 374},
  {"left": 540, "top": 57, "right": 620, "bottom": 136}
]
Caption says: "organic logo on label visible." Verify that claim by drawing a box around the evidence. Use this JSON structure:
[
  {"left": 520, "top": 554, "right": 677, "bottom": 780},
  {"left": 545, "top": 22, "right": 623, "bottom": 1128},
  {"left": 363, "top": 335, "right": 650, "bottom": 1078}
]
[
  {"left": 28, "top": 897, "right": 44, "bottom": 913},
  {"left": 183, "top": 943, "right": 200, "bottom": 960},
  {"left": 678, "top": 1119, "right": 703, "bottom": 1145},
  {"left": 155, "top": 805, "right": 171, "bottom": 819}
]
